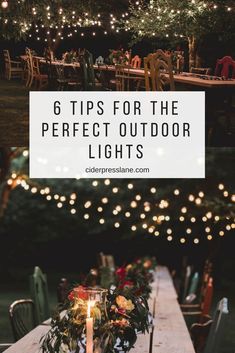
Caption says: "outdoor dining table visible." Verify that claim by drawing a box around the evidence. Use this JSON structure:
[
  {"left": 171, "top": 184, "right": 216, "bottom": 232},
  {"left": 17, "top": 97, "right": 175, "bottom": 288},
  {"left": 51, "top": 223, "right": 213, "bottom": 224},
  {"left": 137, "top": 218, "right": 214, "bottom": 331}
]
[
  {"left": 4, "top": 266, "right": 195, "bottom": 353},
  {"left": 21, "top": 56, "right": 235, "bottom": 89},
  {"left": 93, "top": 65, "right": 235, "bottom": 89}
]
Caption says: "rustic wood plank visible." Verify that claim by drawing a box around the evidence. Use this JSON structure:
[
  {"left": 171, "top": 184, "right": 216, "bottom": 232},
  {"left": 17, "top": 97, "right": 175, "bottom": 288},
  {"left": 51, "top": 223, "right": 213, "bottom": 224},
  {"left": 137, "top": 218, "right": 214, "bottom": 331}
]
[
  {"left": 4, "top": 267, "right": 195, "bottom": 353},
  {"left": 152, "top": 267, "right": 195, "bottom": 353},
  {"left": 4, "top": 324, "right": 49, "bottom": 353}
]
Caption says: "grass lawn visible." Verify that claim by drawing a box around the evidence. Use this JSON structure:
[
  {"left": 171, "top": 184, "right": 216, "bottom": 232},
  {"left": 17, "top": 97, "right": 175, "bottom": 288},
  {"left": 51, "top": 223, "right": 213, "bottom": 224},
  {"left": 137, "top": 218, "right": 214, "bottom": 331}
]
[{"left": 0, "top": 78, "right": 29, "bottom": 146}]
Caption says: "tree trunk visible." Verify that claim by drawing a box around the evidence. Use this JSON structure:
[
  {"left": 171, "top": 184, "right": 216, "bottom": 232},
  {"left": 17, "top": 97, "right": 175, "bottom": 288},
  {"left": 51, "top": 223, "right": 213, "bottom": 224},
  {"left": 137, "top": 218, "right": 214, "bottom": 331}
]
[{"left": 188, "top": 36, "right": 196, "bottom": 70}]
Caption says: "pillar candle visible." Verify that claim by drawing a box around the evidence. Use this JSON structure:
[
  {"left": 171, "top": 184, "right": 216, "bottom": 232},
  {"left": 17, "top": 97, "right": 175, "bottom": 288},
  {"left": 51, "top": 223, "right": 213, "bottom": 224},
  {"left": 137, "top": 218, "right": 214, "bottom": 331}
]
[{"left": 86, "top": 301, "right": 93, "bottom": 353}]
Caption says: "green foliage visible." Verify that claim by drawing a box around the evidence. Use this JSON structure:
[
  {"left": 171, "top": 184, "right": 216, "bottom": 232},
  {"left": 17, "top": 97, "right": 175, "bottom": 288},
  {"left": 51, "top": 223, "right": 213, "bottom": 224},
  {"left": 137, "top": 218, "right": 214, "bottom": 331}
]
[
  {"left": 41, "top": 258, "right": 153, "bottom": 353},
  {"left": 122, "top": 0, "right": 235, "bottom": 43}
]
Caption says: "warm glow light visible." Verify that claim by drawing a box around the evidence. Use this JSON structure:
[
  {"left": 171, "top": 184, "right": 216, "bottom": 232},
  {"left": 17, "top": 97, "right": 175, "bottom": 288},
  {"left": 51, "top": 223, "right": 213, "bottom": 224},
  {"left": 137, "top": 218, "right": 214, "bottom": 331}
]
[
  {"left": 131, "top": 201, "right": 137, "bottom": 208},
  {"left": 104, "top": 179, "right": 110, "bottom": 185},
  {"left": 102, "top": 197, "right": 108, "bottom": 204},
  {"left": 1, "top": 1, "right": 8, "bottom": 9}
]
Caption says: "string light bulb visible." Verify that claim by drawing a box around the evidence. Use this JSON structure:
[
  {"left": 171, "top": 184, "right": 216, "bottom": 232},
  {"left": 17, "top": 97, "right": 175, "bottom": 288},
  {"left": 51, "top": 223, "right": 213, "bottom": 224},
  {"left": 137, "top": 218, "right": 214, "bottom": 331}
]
[{"left": 1, "top": 1, "right": 8, "bottom": 9}]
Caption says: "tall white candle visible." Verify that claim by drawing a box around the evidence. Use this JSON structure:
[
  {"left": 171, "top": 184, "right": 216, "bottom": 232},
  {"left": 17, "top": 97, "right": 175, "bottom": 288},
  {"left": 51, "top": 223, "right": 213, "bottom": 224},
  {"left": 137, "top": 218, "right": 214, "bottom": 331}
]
[{"left": 86, "top": 301, "right": 93, "bottom": 353}]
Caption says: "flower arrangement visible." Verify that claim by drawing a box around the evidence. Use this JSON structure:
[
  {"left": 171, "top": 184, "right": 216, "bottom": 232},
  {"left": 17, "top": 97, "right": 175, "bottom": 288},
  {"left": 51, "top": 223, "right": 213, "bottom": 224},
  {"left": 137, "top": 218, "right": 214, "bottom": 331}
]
[
  {"left": 62, "top": 50, "right": 79, "bottom": 64},
  {"left": 42, "top": 257, "right": 156, "bottom": 353},
  {"left": 116, "top": 257, "right": 157, "bottom": 300},
  {"left": 107, "top": 49, "right": 130, "bottom": 65}
]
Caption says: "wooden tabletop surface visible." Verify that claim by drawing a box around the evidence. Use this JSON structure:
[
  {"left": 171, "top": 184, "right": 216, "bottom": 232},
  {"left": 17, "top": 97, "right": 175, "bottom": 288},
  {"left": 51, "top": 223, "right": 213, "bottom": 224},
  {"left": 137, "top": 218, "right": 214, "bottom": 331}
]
[
  {"left": 94, "top": 65, "right": 235, "bottom": 88},
  {"left": 4, "top": 267, "right": 195, "bottom": 353}
]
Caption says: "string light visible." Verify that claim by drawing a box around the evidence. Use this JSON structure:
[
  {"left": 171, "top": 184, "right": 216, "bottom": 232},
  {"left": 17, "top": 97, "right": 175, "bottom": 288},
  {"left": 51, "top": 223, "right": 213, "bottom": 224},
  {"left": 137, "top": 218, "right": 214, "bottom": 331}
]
[
  {"left": 7, "top": 150, "right": 235, "bottom": 246},
  {"left": 1, "top": 0, "right": 7, "bottom": 8}
]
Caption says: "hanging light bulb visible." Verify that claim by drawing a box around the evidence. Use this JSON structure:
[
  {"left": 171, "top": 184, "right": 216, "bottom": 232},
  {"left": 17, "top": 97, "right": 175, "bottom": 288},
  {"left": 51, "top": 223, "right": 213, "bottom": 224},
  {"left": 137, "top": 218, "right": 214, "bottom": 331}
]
[{"left": 1, "top": 1, "right": 8, "bottom": 8}]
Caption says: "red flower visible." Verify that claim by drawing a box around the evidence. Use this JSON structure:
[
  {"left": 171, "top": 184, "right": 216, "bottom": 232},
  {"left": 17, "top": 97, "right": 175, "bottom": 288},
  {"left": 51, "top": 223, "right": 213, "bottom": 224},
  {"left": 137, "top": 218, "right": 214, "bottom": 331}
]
[
  {"left": 116, "top": 267, "right": 126, "bottom": 281},
  {"left": 68, "top": 286, "right": 88, "bottom": 301},
  {"left": 73, "top": 285, "right": 89, "bottom": 300},
  {"left": 68, "top": 291, "right": 75, "bottom": 301},
  {"left": 119, "top": 280, "right": 134, "bottom": 289}
]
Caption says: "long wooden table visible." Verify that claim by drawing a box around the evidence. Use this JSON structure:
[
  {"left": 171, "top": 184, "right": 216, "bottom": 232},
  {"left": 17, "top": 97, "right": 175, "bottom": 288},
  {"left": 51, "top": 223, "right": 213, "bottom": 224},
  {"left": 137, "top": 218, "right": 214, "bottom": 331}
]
[
  {"left": 93, "top": 65, "right": 235, "bottom": 89},
  {"left": 4, "top": 267, "right": 195, "bottom": 353},
  {"left": 20, "top": 55, "right": 235, "bottom": 89}
]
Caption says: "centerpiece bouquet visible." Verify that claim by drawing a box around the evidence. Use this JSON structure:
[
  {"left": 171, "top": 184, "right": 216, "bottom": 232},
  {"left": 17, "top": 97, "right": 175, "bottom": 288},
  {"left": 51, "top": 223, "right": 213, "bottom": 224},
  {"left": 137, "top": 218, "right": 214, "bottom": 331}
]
[
  {"left": 62, "top": 50, "right": 79, "bottom": 64},
  {"left": 41, "top": 257, "right": 155, "bottom": 353},
  {"left": 116, "top": 257, "right": 157, "bottom": 300},
  {"left": 107, "top": 49, "right": 130, "bottom": 65}
]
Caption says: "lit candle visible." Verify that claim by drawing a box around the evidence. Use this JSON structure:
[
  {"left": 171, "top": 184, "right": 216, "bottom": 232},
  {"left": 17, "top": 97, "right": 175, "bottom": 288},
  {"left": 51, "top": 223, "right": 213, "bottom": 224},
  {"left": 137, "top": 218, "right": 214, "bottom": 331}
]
[{"left": 86, "top": 301, "right": 93, "bottom": 353}]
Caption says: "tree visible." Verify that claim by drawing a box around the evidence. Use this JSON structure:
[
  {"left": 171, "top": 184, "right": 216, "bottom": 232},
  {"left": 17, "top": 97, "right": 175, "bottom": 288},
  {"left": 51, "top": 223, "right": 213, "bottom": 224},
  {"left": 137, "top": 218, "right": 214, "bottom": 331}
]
[
  {"left": 0, "top": 0, "right": 128, "bottom": 50},
  {"left": 122, "top": 0, "right": 235, "bottom": 68}
]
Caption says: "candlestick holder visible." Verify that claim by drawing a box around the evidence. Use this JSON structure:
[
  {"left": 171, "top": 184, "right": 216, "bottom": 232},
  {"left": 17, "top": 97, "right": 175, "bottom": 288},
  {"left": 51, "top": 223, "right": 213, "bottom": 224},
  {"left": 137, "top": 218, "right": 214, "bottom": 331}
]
[{"left": 73, "top": 287, "right": 108, "bottom": 327}]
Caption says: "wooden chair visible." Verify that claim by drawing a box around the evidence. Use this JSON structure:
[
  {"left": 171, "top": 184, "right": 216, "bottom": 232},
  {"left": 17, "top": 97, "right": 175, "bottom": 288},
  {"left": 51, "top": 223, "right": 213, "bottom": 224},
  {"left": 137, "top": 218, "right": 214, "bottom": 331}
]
[
  {"left": 25, "top": 49, "right": 48, "bottom": 89},
  {"left": 106, "top": 255, "right": 115, "bottom": 269},
  {"left": 99, "top": 253, "right": 115, "bottom": 289},
  {"left": 80, "top": 51, "right": 103, "bottom": 91},
  {"left": 191, "top": 297, "right": 229, "bottom": 353},
  {"left": 183, "top": 272, "right": 199, "bottom": 304},
  {"left": 3, "top": 49, "right": 23, "bottom": 80},
  {"left": 29, "top": 266, "right": 50, "bottom": 324},
  {"left": 131, "top": 55, "right": 142, "bottom": 69},
  {"left": 144, "top": 49, "right": 175, "bottom": 91},
  {"left": 115, "top": 64, "right": 131, "bottom": 91},
  {"left": 181, "top": 265, "right": 192, "bottom": 303},
  {"left": 203, "top": 297, "right": 229, "bottom": 353},
  {"left": 215, "top": 56, "right": 235, "bottom": 79},
  {"left": 57, "top": 278, "right": 69, "bottom": 303},
  {"left": 32, "top": 56, "right": 48, "bottom": 89},
  {"left": 9, "top": 299, "right": 36, "bottom": 341},
  {"left": 182, "top": 277, "right": 213, "bottom": 324},
  {"left": 84, "top": 268, "right": 99, "bottom": 287}
]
